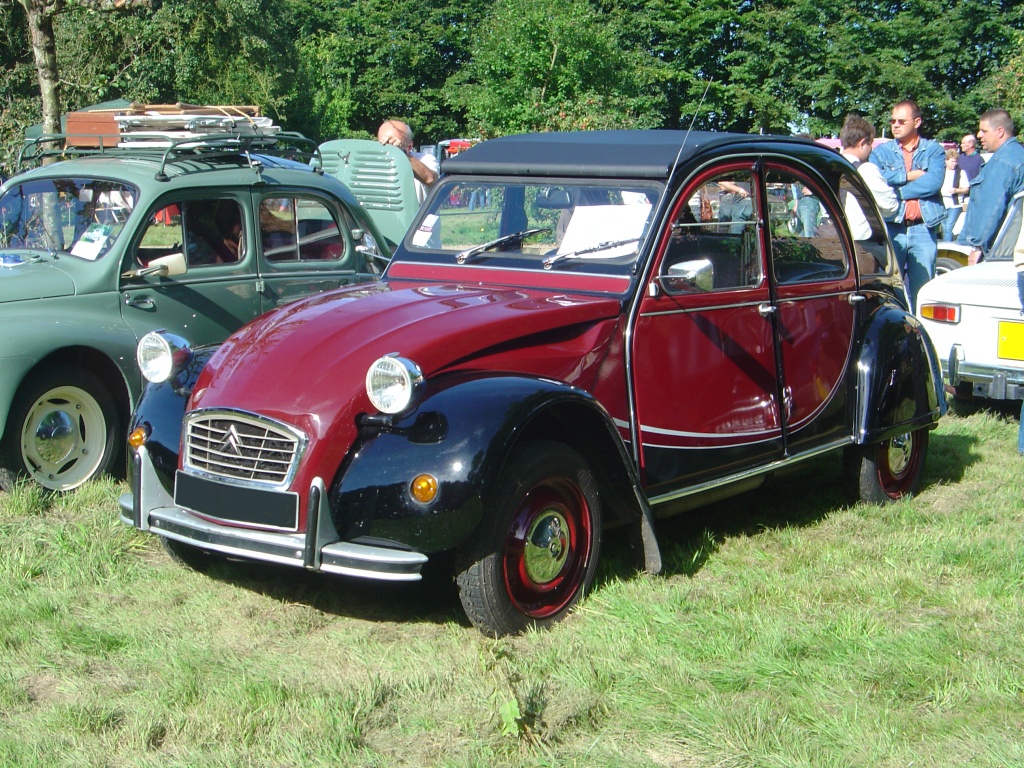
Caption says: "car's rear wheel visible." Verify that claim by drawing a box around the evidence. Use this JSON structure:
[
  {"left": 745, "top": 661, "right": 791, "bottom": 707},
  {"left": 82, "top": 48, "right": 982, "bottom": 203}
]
[
  {"left": 935, "top": 256, "right": 963, "bottom": 276},
  {"left": 0, "top": 366, "right": 119, "bottom": 492},
  {"left": 845, "top": 428, "right": 928, "bottom": 504},
  {"left": 456, "top": 440, "right": 601, "bottom": 637}
]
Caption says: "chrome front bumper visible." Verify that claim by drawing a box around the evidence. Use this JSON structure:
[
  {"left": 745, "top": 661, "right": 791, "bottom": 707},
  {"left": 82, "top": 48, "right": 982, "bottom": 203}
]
[
  {"left": 946, "top": 343, "right": 1024, "bottom": 400},
  {"left": 119, "top": 445, "right": 428, "bottom": 581}
]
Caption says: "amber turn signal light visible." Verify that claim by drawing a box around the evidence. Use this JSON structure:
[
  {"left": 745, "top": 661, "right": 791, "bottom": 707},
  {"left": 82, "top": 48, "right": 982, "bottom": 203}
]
[
  {"left": 410, "top": 473, "right": 439, "bottom": 504},
  {"left": 128, "top": 426, "right": 149, "bottom": 451}
]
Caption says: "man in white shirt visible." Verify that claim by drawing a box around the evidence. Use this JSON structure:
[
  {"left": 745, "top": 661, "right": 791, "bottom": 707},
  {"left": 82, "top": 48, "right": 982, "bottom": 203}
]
[
  {"left": 839, "top": 114, "right": 898, "bottom": 240},
  {"left": 377, "top": 119, "right": 439, "bottom": 204}
]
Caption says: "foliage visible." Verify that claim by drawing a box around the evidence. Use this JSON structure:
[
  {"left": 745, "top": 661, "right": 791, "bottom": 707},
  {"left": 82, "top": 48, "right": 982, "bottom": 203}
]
[
  {"left": 450, "top": 0, "right": 665, "bottom": 136},
  {"left": 1, "top": 0, "right": 1023, "bottom": 174}
]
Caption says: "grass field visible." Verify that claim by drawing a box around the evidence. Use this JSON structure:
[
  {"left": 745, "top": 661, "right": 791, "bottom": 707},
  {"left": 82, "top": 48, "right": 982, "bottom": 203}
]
[{"left": 1, "top": 402, "right": 1022, "bottom": 767}]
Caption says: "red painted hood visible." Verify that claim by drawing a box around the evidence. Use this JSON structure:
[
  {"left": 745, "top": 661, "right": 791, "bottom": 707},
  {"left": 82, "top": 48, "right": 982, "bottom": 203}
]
[{"left": 190, "top": 279, "right": 622, "bottom": 435}]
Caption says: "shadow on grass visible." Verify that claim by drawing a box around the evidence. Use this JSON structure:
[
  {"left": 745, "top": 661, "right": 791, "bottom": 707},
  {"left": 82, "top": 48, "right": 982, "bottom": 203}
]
[
  {"left": 599, "top": 421, "right": 983, "bottom": 584},
  {"left": 185, "top": 417, "right": 989, "bottom": 631},
  {"left": 195, "top": 550, "right": 468, "bottom": 629}
]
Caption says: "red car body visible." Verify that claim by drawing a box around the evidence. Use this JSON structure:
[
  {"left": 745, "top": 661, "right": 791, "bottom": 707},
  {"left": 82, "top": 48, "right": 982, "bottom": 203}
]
[{"left": 122, "top": 130, "right": 945, "bottom": 636}]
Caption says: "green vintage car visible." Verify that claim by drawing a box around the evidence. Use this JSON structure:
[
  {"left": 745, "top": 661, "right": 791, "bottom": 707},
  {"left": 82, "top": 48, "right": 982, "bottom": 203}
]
[{"left": 0, "top": 131, "right": 406, "bottom": 491}]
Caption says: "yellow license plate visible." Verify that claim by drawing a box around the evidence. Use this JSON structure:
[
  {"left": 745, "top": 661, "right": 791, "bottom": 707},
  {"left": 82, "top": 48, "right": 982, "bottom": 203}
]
[{"left": 997, "top": 321, "right": 1024, "bottom": 361}]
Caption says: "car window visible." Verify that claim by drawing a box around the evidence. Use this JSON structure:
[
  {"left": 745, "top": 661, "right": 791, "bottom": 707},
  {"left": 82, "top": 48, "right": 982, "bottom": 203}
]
[
  {"left": 839, "top": 173, "right": 892, "bottom": 276},
  {"left": 0, "top": 177, "right": 136, "bottom": 260},
  {"left": 765, "top": 169, "right": 849, "bottom": 284},
  {"left": 260, "top": 197, "right": 351, "bottom": 265},
  {"left": 989, "top": 195, "right": 1023, "bottom": 261},
  {"left": 136, "top": 199, "right": 244, "bottom": 268},
  {"left": 658, "top": 170, "right": 763, "bottom": 294},
  {"left": 405, "top": 179, "right": 661, "bottom": 278}
]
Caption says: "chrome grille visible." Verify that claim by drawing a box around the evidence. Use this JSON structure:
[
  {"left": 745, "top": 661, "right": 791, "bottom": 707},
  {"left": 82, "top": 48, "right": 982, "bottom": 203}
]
[{"left": 184, "top": 411, "right": 304, "bottom": 487}]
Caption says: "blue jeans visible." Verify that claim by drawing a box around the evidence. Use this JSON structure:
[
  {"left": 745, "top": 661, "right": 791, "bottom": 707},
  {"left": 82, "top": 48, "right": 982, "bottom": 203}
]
[
  {"left": 797, "top": 196, "right": 819, "bottom": 238},
  {"left": 1018, "top": 271, "right": 1024, "bottom": 454},
  {"left": 719, "top": 194, "right": 753, "bottom": 234},
  {"left": 1018, "top": 397, "right": 1024, "bottom": 455},
  {"left": 887, "top": 221, "right": 937, "bottom": 313},
  {"left": 943, "top": 207, "right": 962, "bottom": 240}
]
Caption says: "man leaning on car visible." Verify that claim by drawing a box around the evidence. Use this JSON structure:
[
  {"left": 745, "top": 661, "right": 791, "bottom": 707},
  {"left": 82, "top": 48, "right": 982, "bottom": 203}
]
[{"left": 958, "top": 109, "right": 1024, "bottom": 266}]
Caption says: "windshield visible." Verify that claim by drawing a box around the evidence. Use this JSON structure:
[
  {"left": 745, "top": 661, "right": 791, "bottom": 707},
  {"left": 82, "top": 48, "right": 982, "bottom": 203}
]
[
  {"left": 988, "top": 194, "right": 1022, "bottom": 262},
  {"left": 0, "top": 177, "right": 137, "bottom": 260},
  {"left": 405, "top": 179, "right": 662, "bottom": 275}
]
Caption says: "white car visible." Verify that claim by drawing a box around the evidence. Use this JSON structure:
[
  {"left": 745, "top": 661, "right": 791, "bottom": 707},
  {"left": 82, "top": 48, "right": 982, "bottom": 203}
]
[{"left": 917, "top": 192, "right": 1024, "bottom": 400}]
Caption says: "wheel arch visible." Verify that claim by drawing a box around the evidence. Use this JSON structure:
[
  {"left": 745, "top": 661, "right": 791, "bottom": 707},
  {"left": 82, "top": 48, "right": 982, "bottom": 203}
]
[
  {"left": 1, "top": 346, "right": 134, "bottom": 457},
  {"left": 330, "top": 373, "right": 661, "bottom": 573},
  {"left": 852, "top": 303, "right": 946, "bottom": 445}
]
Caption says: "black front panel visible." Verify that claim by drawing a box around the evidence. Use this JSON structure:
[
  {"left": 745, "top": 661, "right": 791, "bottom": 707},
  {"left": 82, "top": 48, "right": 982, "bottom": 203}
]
[{"left": 175, "top": 471, "right": 299, "bottom": 531}]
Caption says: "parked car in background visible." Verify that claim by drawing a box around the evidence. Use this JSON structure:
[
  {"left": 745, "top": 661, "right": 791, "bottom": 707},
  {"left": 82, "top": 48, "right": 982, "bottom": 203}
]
[
  {"left": 122, "top": 130, "right": 945, "bottom": 636},
  {"left": 918, "top": 191, "right": 1024, "bottom": 401},
  {"left": 933, "top": 190, "right": 1024, "bottom": 276},
  {"left": 0, "top": 125, "right": 391, "bottom": 492}
]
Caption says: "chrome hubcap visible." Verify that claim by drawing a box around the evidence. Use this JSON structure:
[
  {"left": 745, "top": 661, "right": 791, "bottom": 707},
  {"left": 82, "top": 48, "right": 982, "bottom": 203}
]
[
  {"left": 34, "top": 409, "right": 77, "bottom": 465},
  {"left": 888, "top": 433, "right": 912, "bottom": 476},
  {"left": 523, "top": 510, "right": 570, "bottom": 585}
]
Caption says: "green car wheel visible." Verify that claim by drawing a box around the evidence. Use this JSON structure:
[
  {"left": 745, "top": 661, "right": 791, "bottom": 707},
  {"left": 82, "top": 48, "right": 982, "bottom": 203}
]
[{"left": 1, "top": 366, "right": 120, "bottom": 492}]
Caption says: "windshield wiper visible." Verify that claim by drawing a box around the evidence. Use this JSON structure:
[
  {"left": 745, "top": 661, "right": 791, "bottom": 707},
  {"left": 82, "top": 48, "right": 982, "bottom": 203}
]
[
  {"left": 456, "top": 227, "right": 551, "bottom": 264},
  {"left": 542, "top": 237, "right": 641, "bottom": 270}
]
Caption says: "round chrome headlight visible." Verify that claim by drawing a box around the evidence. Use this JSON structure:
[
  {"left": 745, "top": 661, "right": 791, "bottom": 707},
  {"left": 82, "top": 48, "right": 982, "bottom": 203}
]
[
  {"left": 365, "top": 355, "right": 424, "bottom": 414},
  {"left": 137, "top": 331, "right": 192, "bottom": 384}
]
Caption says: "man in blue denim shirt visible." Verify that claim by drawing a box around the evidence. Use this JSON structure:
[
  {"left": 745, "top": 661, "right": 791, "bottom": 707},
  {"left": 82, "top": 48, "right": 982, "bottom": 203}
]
[
  {"left": 870, "top": 100, "right": 945, "bottom": 312},
  {"left": 957, "top": 109, "right": 1024, "bottom": 266}
]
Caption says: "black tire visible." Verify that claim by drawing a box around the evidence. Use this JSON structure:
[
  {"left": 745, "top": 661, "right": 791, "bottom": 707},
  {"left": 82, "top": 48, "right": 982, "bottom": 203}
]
[
  {"left": 935, "top": 256, "right": 963, "bottom": 276},
  {"left": 456, "top": 440, "right": 602, "bottom": 637},
  {"left": 845, "top": 428, "right": 929, "bottom": 504},
  {"left": 160, "top": 536, "right": 221, "bottom": 572},
  {"left": 0, "top": 366, "right": 119, "bottom": 492}
]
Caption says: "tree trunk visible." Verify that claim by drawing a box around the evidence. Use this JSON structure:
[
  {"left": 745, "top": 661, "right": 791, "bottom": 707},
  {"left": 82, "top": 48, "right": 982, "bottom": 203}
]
[{"left": 19, "top": 0, "right": 63, "bottom": 137}]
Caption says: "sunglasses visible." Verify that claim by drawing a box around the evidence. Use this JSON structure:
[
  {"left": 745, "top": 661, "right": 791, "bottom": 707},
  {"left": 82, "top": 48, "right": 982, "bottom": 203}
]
[{"left": 889, "top": 118, "right": 911, "bottom": 126}]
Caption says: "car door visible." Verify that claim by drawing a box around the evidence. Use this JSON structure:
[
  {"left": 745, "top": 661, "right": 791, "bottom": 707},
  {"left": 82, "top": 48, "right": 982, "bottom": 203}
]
[
  {"left": 119, "top": 196, "right": 261, "bottom": 349},
  {"left": 255, "top": 192, "right": 380, "bottom": 312},
  {"left": 631, "top": 165, "right": 785, "bottom": 494},
  {"left": 763, "top": 164, "right": 857, "bottom": 454}
]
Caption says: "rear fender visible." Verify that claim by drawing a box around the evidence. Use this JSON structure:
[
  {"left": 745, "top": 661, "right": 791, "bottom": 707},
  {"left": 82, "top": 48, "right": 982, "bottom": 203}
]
[
  {"left": 853, "top": 303, "right": 946, "bottom": 444},
  {"left": 329, "top": 373, "right": 661, "bottom": 572}
]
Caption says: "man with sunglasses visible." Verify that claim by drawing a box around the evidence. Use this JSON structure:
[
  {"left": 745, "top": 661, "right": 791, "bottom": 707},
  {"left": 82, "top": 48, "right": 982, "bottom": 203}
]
[
  {"left": 957, "top": 109, "right": 1024, "bottom": 265},
  {"left": 870, "top": 100, "right": 945, "bottom": 311}
]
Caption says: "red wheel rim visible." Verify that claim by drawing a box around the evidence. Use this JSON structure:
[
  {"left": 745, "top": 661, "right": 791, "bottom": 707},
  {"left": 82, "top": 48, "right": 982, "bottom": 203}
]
[
  {"left": 502, "top": 476, "right": 593, "bottom": 619},
  {"left": 876, "top": 430, "right": 923, "bottom": 498}
]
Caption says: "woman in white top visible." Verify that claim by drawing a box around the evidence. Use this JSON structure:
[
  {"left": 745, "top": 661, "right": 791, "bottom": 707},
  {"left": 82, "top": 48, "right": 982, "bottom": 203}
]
[{"left": 941, "top": 149, "right": 969, "bottom": 239}]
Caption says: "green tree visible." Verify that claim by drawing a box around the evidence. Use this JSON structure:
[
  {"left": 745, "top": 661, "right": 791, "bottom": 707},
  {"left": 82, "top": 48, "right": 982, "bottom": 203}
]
[
  {"left": 290, "top": 0, "right": 488, "bottom": 143},
  {"left": 450, "top": 0, "right": 664, "bottom": 136}
]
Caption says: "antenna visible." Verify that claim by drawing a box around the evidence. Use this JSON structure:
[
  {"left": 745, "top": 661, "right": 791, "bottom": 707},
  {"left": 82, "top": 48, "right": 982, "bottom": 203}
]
[{"left": 668, "top": 78, "right": 714, "bottom": 179}]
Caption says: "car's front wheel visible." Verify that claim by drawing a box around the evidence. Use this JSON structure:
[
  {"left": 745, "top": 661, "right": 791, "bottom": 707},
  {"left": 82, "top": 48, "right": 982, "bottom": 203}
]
[
  {"left": 0, "top": 366, "right": 119, "bottom": 492},
  {"left": 845, "top": 428, "right": 929, "bottom": 504},
  {"left": 456, "top": 440, "right": 601, "bottom": 637}
]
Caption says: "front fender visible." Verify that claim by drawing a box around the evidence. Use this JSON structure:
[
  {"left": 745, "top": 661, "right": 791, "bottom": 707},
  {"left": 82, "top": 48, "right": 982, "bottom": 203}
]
[
  {"left": 854, "top": 302, "right": 946, "bottom": 444},
  {"left": 329, "top": 373, "right": 661, "bottom": 572},
  {"left": 129, "top": 347, "right": 218, "bottom": 495}
]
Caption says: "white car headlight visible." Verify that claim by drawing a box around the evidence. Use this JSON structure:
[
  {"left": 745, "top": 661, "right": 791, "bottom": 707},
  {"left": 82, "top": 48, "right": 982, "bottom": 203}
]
[
  {"left": 137, "top": 331, "right": 192, "bottom": 383},
  {"left": 365, "top": 355, "right": 424, "bottom": 414}
]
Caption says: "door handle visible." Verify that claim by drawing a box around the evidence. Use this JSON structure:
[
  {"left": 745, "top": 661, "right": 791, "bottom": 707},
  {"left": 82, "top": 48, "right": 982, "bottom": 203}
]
[
  {"left": 758, "top": 303, "right": 776, "bottom": 317},
  {"left": 125, "top": 295, "right": 155, "bottom": 310},
  {"left": 848, "top": 293, "right": 866, "bottom": 303}
]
